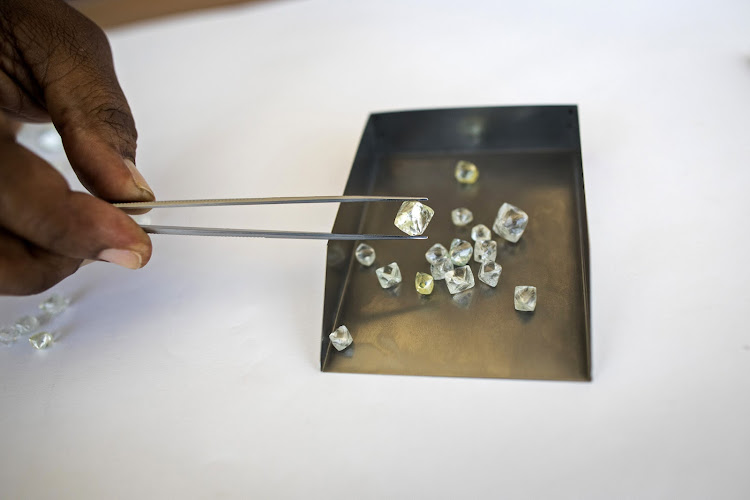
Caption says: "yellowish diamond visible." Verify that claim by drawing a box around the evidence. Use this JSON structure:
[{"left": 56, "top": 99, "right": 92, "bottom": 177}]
[
  {"left": 415, "top": 272, "right": 434, "bottom": 295},
  {"left": 454, "top": 160, "right": 479, "bottom": 184},
  {"left": 29, "top": 331, "right": 53, "bottom": 350}
]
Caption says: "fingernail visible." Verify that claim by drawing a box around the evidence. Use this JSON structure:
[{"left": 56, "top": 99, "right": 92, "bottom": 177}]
[
  {"left": 124, "top": 159, "right": 155, "bottom": 200},
  {"left": 98, "top": 249, "right": 143, "bottom": 270}
]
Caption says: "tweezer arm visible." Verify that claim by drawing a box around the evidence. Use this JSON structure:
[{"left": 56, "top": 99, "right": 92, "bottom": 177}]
[
  {"left": 114, "top": 195, "right": 427, "bottom": 210},
  {"left": 140, "top": 226, "right": 427, "bottom": 241}
]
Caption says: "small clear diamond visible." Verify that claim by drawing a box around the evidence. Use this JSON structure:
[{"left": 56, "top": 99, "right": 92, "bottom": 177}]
[
  {"left": 479, "top": 261, "right": 502, "bottom": 287},
  {"left": 329, "top": 325, "right": 353, "bottom": 351},
  {"left": 454, "top": 160, "right": 479, "bottom": 184},
  {"left": 430, "top": 257, "right": 454, "bottom": 280},
  {"left": 355, "top": 243, "right": 376, "bottom": 266},
  {"left": 394, "top": 201, "right": 435, "bottom": 236},
  {"left": 449, "top": 239, "right": 473, "bottom": 266},
  {"left": 514, "top": 286, "right": 537, "bottom": 311},
  {"left": 445, "top": 265, "right": 475, "bottom": 294},
  {"left": 14, "top": 316, "right": 40, "bottom": 335},
  {"left": 471, "top": 224, "right": 491, "bottom": 241},
  {"left": 29, "top": 331, "right": 53, "bottom": 350},
  {"left": 451, "top": 207, "right": 473, "bottom": 226},
  {"left": 0, "top": 325, "right": 21, "bottom": 345},
  {"left": 474, "top": 240, "right": 497, "bottom": 263},
  {"left": 376, "top": 262, "right": 402, "bottom": 289},
  {"left": 425, "top": 243, "right": 448, "bottom": 264},
  {"left": 415, "top": 272, "right": 434, "bottom": 295},
  {"left": 493, "top": 202, "right": 529, "bottom": 243},
  {"left": 39, "top": 294, "right": 70, "bottom": 316}
]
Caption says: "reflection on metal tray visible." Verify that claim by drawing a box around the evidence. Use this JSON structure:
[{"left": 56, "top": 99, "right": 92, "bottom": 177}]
[{"left": 321, "top": 106, "right": 590, "bottom": 381}]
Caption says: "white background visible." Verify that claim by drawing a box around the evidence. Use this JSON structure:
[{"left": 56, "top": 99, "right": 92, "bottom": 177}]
[{"left": 1, "top": 0, "right": 749, "bottom": 498}]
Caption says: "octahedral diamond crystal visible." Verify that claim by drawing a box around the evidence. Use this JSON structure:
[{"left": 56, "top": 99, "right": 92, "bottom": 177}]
[
  {"left": 38, "top": 294, "right": 70, "bottom": 316},
  {"left": 514, "top": 286, "right": 537, "bottom": 311},
  {"left": 29, "top": 331, "right": 53, "bottom": 350},
  {"left": 394, "top": 201, "right": 435, "bottom": 236},
  {"left": 454, "top": 160, "right": 479, "bottom": 184},
  {"left": 479, "top": 261, "right": 502, "bottom": 287},
  {"left": 474, "top": 240, "right": 497, "bottom": 263},
  {"left": 425, "top": 243, "right": 448, "bottom": 264},
  {"left": 14, "top": 315, "right": 40, "bottom": 335},
  {"left": 451, "top": 207, "right": 473, "bottom": 226},
  {"left": 430, "top": 257, "right": 454, "bottom": 280},
  {"left": 445, "top": 265, "right": 475, "bottom": 294},
  {"left": 329, "top": 325, "right": 353, "bottom": 351},
  {"left": 355, "top": 243, "right": 376, "bottom": 266},
  {"left": 0, "top": 325, "right": 21, "bottom": 345},
  {"left": 449, "top": 239, "right": 473, "bottom": 266},
  {"left": 415, "top": 272, "right": 434, "bottom": 295},
  {"left": 471, "top": 224, "right": 491, "bottom": 242},
  {"left": 493, "top": 202, "right": 529, "bottom": 243},
  {"left": 376, "top": 262, "right": 402, "bottom": 289}
]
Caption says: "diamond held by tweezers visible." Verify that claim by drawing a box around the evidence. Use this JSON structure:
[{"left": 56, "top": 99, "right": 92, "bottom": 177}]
[
  {"left": 493, "top": 202, "right": 529, "bottom": 243},
  {"left": 445, "top": 265, "right": 475, "bottom": 294},
  {"left": 355, "top": 243, "right": 376, "bottom": 266},
  {"left": 393, "top": 201, "right": 435, "bottom": 236},
  {"left": 514, "top": 286, "right": 537, "bottom": 311},
  {"left": 376, "top": 262, "right": 402, "bottom": 289},
  {"left": 329, "top": 325, "right": 353, "bottom": 351}
]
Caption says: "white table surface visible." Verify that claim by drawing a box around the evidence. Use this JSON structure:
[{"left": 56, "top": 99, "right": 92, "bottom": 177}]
[{"left": 2, "top": 0, "right": 749, "bottom": 498}]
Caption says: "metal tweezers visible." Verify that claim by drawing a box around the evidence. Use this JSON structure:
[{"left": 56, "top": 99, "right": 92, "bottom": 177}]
[{"left": 114, "top": 196, "right": 428, "bottom": 240}]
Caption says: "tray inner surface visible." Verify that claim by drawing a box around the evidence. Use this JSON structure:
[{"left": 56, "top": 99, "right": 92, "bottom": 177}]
[{"left": 322, "top": 107, "right": 590, "bottom": 381}]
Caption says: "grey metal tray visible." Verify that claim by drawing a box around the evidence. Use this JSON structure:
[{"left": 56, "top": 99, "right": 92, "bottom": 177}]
[{"left": 321, "top": 106, "right": 590, "bottom": 381}]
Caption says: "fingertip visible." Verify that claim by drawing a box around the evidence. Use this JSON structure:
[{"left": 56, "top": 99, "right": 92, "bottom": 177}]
[{"left": 123, "top": 158, "right": 155, "bottom": 201}]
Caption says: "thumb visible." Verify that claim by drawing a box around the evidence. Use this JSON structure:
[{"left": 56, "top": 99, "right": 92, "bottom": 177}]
[{"left": 7, "top": 0, "right": 154, "bottom": 202}]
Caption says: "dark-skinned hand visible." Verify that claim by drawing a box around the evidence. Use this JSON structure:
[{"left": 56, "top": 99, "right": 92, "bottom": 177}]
[{"left": 0, "top": 0, "right": 154, "bottom": 296}]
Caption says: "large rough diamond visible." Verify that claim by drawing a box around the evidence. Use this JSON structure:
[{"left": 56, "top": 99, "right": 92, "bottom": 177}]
[
  {"left": 451, "top": 207, "right": 473, "bottom": 226},
  {"left": 454, "top": 160, "right": 479, "bottom": 184},
  {"left": 479, "top": 261, "right": 502, "bottom": 287},
  {"left": 474, "top": 240, "right": 497, "bottom": 263},
  {"left": 449, "top": 239, "right": 473, "bottom": 266},
  {"left": 493, "top": 202, "right": 529, "bottom": 243},
  {"left": 514, "top": 286, "right": 537, "bottom": 311},
  {"left": 29, "top": 331, "right": 54, "bottom": 350},
  {"left": 445, "top": 265, "right": 475, "bottom": 294},
  {"left": 393, "top": 201, "right": 434, "bottom": 236},
  {"left": 329, "top": 325, "right": 353, "bottom": 351},
  {"left": 355, "top": 243, "right": 376, "bottom": 266},
  {"left": 376, "top": 262, "right": 402, "bottom": 288},
  {"left": 425, "top": 243, "right": 448, "bottom": 264},
  {"left": 471, "top": 224, "right": 491, "bottom": 242},
  {"left": 430, "top": 257, "right": 454, "bottom": 280}
]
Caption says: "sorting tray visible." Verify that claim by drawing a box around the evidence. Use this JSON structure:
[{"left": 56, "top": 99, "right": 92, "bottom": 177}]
[{"left": 321, "top": 106, "right": 590, "bottom": 381}]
